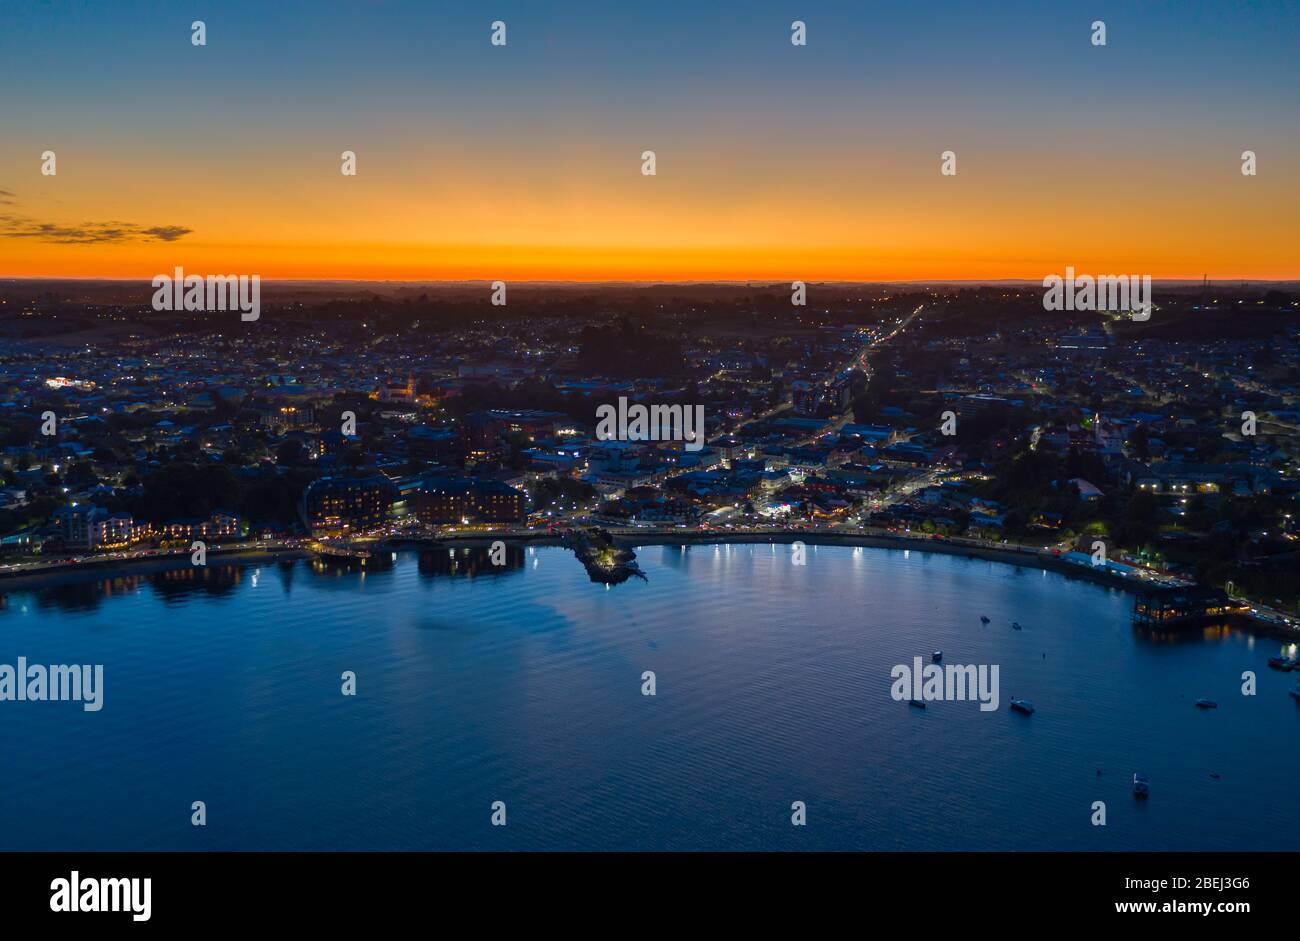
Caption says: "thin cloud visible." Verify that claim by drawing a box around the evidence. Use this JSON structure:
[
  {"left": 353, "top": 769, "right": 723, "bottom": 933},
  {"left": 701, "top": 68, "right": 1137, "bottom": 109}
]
[
  {"left": 140, "top": 225, "right": 192, "bottom": 242},
  {"left": 0, "top": 213, "right": 192, "bottom": 244}
]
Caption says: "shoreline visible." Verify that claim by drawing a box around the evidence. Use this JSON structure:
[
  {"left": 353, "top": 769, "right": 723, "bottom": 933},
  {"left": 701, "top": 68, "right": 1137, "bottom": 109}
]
[
  {"left": 0, "top": 529, "right": 1179, "bottom": 596},
  {"left": 0, "top": 547, "right": 310, "bottom": 591},
  {"left": 610, "top": 530, "right": 1151, "bottom": 592},
  {"left": 1, "top": 529, "right": 1289, "bottom": 637}
]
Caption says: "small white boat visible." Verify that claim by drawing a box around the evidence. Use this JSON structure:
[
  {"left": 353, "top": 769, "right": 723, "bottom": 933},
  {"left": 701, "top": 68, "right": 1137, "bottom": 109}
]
[
  {"left": 1009, "top": 698, "right": 1035, "bottom": 715},
  {"left": 1133, "top": 773, "right": 1150, "bottom": 798},
  {"left": 932, "top": 650, "right": 942, "bottom": 662}
]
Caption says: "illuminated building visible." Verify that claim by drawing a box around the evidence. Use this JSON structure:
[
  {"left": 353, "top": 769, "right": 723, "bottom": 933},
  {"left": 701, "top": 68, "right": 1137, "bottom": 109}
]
[
  {"left": 300, "top": 476, "right": 397, "bottom": 534},
  {"left": 415, "top": 477, "right": 525, "bottom": 525},
  {"left": 52, "top": 505, "right": 139, "bottom": 550}
]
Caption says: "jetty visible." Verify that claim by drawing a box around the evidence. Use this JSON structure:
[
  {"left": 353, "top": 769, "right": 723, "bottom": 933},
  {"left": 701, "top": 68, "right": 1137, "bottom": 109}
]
[{"left": 307, "top": 540, "right": 372, "bottom": 561}]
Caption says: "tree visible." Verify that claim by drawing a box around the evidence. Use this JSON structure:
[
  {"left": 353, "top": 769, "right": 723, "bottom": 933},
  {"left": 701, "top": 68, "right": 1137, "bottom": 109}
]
[
  {"left": 1128, "top": 424, "right": 1150, "bottom": 461},
  {"left": 131, "top": 463, "right": 241, "bottom": 522},
  {"left": 65, "top": 461, "right": 98, "bottom": 488},
  {"left": 276, "top": 439, "right": 307, "bottom": 466}
]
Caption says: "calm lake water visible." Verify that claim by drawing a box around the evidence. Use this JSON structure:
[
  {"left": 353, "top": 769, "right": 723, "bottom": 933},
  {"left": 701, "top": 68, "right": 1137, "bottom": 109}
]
[{"left": 1, "top": 544, "right": 1297, "bottom": 851}]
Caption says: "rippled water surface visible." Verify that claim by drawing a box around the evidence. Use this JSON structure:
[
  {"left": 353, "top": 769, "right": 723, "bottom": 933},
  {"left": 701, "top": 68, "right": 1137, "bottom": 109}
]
[{"left": 1, "top": 544, "right": 1297, "bottom": 850}]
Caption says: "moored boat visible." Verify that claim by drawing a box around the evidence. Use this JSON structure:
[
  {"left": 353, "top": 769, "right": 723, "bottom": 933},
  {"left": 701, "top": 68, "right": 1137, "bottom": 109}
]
[
  {"left": 1133, "top": 773, "right": 1150, "bottom": 798},
  {"left": 1009, "top": 698, "right": 1035, "bottom": 714}
]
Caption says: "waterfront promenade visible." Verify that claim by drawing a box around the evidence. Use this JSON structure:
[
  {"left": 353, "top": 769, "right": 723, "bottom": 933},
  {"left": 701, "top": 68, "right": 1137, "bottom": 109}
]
[
  {"left": 0, "top": 525, "right": 1171, "bottom": 595},
  {"left": 1, "top": 525, "right": 1293, "bottom": 635}
]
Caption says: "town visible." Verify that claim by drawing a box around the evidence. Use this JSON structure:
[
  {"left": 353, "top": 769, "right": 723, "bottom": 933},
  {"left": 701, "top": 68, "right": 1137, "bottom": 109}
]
[{"left": 0, "top": 279, "right": 1296, "bottom": 627}]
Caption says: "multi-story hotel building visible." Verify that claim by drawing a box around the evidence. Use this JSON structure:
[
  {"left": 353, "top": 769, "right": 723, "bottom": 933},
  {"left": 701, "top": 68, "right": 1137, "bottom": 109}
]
[
  {"left": 300, "top": 476, "right": 397, "bottom": 534},
  {"left": 414, "top": 477, "right": 525, "bottom": 526},
  {"left": 52, "top": 505, "right": 139, "bottom": 550}
]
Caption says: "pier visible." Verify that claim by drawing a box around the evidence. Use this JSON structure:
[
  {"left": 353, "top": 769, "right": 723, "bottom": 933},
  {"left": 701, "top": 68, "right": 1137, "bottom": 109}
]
[{"left": 307, "top": 541, "right": 372, "bottom": 561}]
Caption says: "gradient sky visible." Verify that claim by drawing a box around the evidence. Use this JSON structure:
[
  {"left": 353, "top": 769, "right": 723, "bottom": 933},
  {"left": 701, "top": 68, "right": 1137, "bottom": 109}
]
[{"left": 2, "top": 0, "right": 1298, "bottom": 281}]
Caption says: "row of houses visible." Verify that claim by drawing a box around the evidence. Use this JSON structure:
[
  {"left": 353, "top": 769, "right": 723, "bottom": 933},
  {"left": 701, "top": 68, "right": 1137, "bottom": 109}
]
[{"left": 49, "top": 505, "right": 241, "bottom": 551}]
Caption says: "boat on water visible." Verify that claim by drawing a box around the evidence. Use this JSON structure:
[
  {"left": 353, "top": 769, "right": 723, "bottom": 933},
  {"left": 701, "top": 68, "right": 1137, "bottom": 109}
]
[
  {"left": 1290, "top": 688, "right": 1300, "bottom": 702},
  {"left": 980, "top": 615, "right": 990, "bottom": 624},
  {"left": 1011, "top": 621, "right": 1023, "bottom": 631},
  {"left": 1195, "top": 699, "right": 1218, "bottom": 709},
  {"left": 1267, "top": 655, "right": 1295, "bottom": 671},
  {"left": 932, "top": 650, "right": 942, "bottom": 662},
  {"left": 1133, "top": 773, "right": 1150, "bottom": 798},
  {"left": 908, "top": 699, "right": 927, "bottom": 709},
  {"left": 1009, "top": 698, "right": 1035, "bottom": 714}
]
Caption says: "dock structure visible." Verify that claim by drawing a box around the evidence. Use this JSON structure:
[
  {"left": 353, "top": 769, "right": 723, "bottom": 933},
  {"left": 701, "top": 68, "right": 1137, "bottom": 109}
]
[
  {"left": 308, "top": 541, "right": 372, "bottom": 561},
  {"left": 1133, "top": 586, "right": 1248, "bottom": 626}
]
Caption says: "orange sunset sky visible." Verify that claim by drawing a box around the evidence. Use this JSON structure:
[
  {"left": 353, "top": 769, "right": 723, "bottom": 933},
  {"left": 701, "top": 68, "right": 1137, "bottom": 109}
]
[{"left": 2, "top": 1, "right": 1298, "bottom": 282}]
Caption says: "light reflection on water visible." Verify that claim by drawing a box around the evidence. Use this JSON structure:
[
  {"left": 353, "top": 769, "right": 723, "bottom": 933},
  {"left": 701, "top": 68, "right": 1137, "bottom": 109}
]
[{"left": 0, "top": 544, "right": 1296, "bottom": 851}]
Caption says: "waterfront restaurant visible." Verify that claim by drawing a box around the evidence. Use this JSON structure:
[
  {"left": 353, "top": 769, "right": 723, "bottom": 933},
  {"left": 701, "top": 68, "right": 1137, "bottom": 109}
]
[{"left": 1133, "top": 587, "right": 1249, "bottom": 626}]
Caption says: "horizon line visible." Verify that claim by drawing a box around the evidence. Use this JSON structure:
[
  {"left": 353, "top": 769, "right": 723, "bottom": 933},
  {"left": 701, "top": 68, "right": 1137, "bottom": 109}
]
[{"left": 4, "top": 276, "right": 1299, "bottom": 287}]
